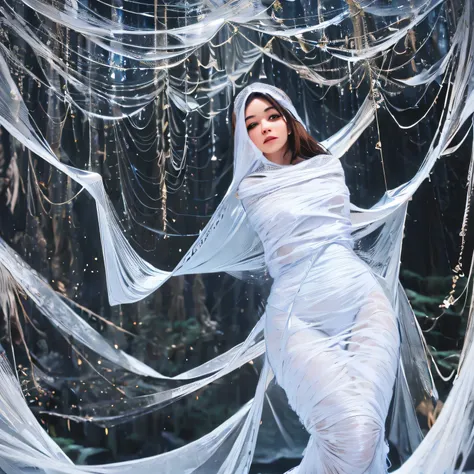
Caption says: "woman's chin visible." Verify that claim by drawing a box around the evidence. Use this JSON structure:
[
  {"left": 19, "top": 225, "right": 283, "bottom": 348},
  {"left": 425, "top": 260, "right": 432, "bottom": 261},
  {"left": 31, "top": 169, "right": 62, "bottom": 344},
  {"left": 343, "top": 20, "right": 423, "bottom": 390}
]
[{"left": 262, "top": 142, "right": 285, "bottom": 154}]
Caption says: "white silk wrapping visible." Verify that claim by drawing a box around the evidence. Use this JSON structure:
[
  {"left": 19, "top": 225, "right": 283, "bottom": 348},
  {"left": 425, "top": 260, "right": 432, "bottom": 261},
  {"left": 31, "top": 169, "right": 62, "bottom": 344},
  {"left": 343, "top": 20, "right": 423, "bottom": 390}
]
[
  {"left": 1, "top": 0, "right": 474, "bottom": 471},
  {"left": 237, "top": 154, "right": 400, "bottom": 472}
]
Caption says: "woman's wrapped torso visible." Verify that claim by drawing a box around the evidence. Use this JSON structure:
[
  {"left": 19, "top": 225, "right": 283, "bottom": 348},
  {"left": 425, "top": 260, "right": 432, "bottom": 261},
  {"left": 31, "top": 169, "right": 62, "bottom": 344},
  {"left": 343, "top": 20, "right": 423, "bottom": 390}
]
[
  {"left": 237, "top": 154, "right": 354, "bottom": 278},
  {"left": 237, "top": 155, "right": 386, "bottom": 374}
]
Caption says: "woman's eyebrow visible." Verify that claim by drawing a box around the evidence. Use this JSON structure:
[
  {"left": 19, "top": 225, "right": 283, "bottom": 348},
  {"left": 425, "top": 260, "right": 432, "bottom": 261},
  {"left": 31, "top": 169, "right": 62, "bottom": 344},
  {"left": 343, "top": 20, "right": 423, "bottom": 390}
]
[{"left": 245, "top": 106, "right": 277, "bottom": 121}]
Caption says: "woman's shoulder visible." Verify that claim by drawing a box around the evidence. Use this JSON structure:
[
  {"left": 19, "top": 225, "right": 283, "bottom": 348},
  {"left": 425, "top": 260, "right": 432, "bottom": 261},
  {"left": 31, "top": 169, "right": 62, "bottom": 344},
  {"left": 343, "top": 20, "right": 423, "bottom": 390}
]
[
  {"left": 295, "top": 153, "right": 337, "bottom": 167},
  {"left": 292, "top": 156, "right": 306, "bottom": 165}
]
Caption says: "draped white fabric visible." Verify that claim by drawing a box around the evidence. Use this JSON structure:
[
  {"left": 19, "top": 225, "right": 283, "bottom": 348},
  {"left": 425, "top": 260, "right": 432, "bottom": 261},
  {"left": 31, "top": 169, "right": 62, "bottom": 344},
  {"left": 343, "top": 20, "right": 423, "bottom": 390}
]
[{"left": 238, "top": 155, "right": 400, "bottom": 472}]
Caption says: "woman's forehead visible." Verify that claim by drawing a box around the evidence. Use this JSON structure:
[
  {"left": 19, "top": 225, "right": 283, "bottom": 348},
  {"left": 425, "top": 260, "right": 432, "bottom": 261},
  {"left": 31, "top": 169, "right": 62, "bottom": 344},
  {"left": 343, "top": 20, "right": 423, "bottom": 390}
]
[{"left": 245, "top": 97, "right": 276, "bottom": 116}]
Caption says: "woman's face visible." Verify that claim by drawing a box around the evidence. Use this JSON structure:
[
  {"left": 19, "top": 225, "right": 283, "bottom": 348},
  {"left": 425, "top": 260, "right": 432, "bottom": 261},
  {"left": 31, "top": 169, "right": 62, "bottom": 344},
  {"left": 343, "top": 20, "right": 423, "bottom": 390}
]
[{"left": 244, "top": 97, "right": 289, "bottom": 162}]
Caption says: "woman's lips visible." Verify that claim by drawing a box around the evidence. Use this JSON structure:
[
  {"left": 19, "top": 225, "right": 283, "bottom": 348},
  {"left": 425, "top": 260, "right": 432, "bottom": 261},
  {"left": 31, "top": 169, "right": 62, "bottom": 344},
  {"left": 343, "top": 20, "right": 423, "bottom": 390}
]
[{"left": 264, "top": 137, "right": 277, "bottom": 143}]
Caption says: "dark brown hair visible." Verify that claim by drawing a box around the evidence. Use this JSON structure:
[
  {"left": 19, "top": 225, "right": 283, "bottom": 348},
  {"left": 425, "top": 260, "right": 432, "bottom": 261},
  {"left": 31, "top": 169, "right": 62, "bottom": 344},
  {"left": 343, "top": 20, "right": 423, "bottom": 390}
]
[{"left": 232, "top": 92, "right": 329, "bottom": 163}]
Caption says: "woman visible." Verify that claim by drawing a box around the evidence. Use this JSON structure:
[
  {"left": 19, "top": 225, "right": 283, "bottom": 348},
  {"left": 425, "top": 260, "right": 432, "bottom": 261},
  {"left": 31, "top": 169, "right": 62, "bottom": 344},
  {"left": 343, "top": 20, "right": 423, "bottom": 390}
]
[{"left": 233, "top": 84, "right": 400, "bottom": 473}]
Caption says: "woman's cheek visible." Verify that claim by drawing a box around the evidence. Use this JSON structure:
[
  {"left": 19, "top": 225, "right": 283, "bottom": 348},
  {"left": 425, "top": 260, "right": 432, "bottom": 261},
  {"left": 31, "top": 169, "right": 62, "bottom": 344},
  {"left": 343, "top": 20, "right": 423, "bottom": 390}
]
[{"left": 249, "top": 131, "right": 261, "bottom": 148}]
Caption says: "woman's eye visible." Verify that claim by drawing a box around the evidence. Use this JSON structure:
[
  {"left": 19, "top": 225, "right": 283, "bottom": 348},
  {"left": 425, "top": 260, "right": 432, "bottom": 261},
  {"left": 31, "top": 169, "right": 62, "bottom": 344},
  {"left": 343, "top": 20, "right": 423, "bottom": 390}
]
[{"left": 246, "top": 115, "right": 280, "bottom": 131}]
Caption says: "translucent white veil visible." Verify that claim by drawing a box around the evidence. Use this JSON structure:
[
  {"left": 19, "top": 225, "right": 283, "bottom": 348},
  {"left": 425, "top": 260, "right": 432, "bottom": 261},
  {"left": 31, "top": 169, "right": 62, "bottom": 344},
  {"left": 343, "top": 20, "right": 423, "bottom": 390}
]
[{"left": 1, "top": 4, "right": 474, "bottom": 467}]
